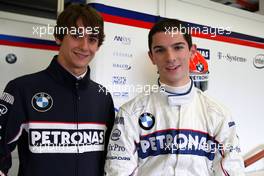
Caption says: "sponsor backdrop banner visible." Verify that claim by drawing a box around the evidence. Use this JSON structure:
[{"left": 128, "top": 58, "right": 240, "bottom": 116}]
[{"left": 90, "top": 22, "right": 157, "bottom": 108}]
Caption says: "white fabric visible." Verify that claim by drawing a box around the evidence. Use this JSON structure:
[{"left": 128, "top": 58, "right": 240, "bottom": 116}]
[
  {"left": 69, "top": 69, "right": 87, "bottom": 80},
  {"left": 104, "top": 82, "right": 245, "bottom": 176},
  {"left": 0, "top": 171, "right": 5, "bottom": 176}
]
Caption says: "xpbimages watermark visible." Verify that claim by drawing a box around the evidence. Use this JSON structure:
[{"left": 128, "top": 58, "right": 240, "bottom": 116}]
[
  {"left": 32, "top": 24, "right": 100, "bottom": 37},
  {"left": 164, "top": 24, "right": 231, "bottom": 37},
  {"left": 98, "top": 84, "right": 165, "bottom": 96}
]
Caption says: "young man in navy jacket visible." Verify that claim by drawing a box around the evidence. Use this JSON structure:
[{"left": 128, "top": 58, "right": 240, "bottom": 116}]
[{"left": 0, "top": 4, "right": 114, "bottom": 176}]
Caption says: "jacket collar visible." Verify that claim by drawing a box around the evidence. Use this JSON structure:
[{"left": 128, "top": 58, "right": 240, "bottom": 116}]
[
  {"left": 158, "top": 78, "right": 195, "bottom": 106},
  {"left": 46, "top": 56, "right": 91, "bottom": 90}
]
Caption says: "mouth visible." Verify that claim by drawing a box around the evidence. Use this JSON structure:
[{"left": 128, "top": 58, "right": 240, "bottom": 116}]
[
  {"left": 165, "top": 65, "right": 181, "bottom": 71},
  {"left": 73, "top": 51, "right": 89, "bottom": 59}
]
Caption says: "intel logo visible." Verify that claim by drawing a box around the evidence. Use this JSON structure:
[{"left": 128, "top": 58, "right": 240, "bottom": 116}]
[
  {"left": 111, "top": 129, "right": 121, "bottom": 141},
  {"left": 253, "top": 54, "right": 264, "bottom": 69}
]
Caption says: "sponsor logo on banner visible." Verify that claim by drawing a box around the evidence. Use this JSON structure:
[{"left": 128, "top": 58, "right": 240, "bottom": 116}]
[
  {"left": 5, "top": 53, "right": 17, "bottom": 64},
  {"left": 27, "top": 123, "right": 106, "bottom": 153},
  {"left": 113, "top": 35, "right": 131, "bottom": 45},
  {"left": 253, "top": 54, "right": 264, "bottom": 69},
  {"left": 112, "top": 63, "right": 132, "bottom": 70},
  {"left": 113, "top": 51, "right": 133, "bottom": 58},
  {"left": 197, "top": 48, "right": 210, "bottom": 60},
  {"left": 112, "top": 92, "right": 129, "bottom": 98},
  {"left": 0, "top": 104, "right": 8, "bottom": 116},
  {"left": 112, "top": 76, "right": 127, "bottom": 85},
  {"left": 217, "top": 52, "right": 247, "bottom": 63},
  {"left": 189, "top": 50, "right": 209, "bottom": 91}
]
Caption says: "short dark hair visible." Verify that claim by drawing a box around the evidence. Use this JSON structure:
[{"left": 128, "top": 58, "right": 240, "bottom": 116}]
[
  {"left": 148, "top": 18, "right": 192, "bottom": 52},
  {"left": 54, "top": 4, "right": 105, "bottom": 46}
]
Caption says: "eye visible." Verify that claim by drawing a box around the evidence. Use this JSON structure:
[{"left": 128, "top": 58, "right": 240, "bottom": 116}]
[
  {"left": 88, "top": 36, "right": 99, "bottom": 44},
  {"left": 72, "top": 33, "right": 82, "bottom": 39},
  {"left": 154, "top": 48, "right": 165, "bottom": 53},
  {"left": 173, "top": 45, "right": 184, "bottom": 50}
]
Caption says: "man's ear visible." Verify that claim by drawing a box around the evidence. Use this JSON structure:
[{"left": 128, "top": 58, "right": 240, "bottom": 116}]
[
  {"left": 55, "top": 37, "right": 62, "bottom": 46},
  {"left": 190, "top": 44, "right": 197, "bottom": 59},
  {"left": 148, "top": 51, "right": 156, "bottom": 65}
]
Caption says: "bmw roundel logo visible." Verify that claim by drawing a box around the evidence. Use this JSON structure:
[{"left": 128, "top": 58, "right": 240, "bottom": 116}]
[
  {"left": 196, "top": 63, "right": 204, "bottom": 72},
  {"left": 31, "top": 92, "right": 53, "bottom": 112},
  {"left": 138, "top": 112, "right": 155, "bottom": 130},
  {"left": 5, "top": 53, "right": 17, "bottom": 64}
]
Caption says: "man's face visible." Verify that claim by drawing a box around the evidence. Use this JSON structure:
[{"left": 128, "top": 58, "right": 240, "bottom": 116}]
[
  {"left": 149, "top": 31, "right": 196, "bottom": 87},
  {"left": 56, "top": 19, "right": 99, "bottom": 76}
]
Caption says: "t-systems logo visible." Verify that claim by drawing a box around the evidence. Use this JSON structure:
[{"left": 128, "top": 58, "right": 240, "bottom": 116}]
[{"left": 217, "top": 52, "right": 247, "bottom": 63}]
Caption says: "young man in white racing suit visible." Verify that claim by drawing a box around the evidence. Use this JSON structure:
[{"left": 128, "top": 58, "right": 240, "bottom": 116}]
[{"left": 104, "top": 19, "right": 245, "bottom": 176}]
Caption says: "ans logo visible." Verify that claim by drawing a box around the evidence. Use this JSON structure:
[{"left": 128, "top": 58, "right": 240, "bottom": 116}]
[
  {"left": 0, "top": 104, "right": 8, "bottom": 116},
  {"left": 253, "top": 54, "right": 264, "bottom": 69},
  {"left": 31, "top": 92, "right": 53, "bottom": 112},
  {"left": 197, "top": 48, "right": 210, "bottom": 60},
  {"left": 113, "top": 63, "right": 132, "bottom": 70},
  {"left": 113, "top": 35, "right": 131, "bottom": 45},
  {"left": 112, "top": 76, "right": 127, "bottom": 85}
]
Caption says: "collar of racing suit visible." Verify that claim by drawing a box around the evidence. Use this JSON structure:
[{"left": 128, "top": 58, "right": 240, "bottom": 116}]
[
  {"left": 46, "top": 55, "right": 91, "bottom": 90},
  {"left": 158, "top": 78, "right": 195, "bottom": 106}
]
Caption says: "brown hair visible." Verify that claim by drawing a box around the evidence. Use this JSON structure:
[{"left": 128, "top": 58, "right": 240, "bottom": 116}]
[
  {"left": 148, "top": 18, "right": 192, "bottom": 52},
  {"left": 54, "top": 4, "right": 105, "bottom": 46}
]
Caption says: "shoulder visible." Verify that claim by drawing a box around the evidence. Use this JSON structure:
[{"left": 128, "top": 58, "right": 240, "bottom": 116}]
[
  {"left": 119, "top": 92, "right": 152, "bottom": 116},
  {"left": 4, "top": 70, "right": 46, "bottom": 91},
  {"left": 88, "top": 80, "right": 113, "bottom": 100},
  {"left": 196, "top": 88, "right": 231, "bottom": 120}
]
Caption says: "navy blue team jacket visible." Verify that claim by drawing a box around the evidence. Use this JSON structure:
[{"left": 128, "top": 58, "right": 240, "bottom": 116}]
[{"left": 0, "top": 57, "right": 115, "bottom": 176}]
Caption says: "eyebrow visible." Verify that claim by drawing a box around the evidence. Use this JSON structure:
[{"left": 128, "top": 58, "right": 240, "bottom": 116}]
[
  {"left": 152, "top": 42, "right": 186, "bottom": 50},
  {"left": 89, "top": 34, "right": 98, "bottom": 38}
]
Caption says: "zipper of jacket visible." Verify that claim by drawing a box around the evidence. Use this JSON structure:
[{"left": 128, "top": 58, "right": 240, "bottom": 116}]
[
  {"left": 175, "top": 105, "right": 181, "bottom": 174},
  {"left": 75, "top": 81, "right": 80, "bottom": 176}
]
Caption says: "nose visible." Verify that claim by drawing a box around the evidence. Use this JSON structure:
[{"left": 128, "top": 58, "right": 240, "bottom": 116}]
[
  {"left": 79, "top": 37, "right": 89, "bottom": 51},
  {"left": 165, "top": 49, "right": 176, "bottom": 63}
]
